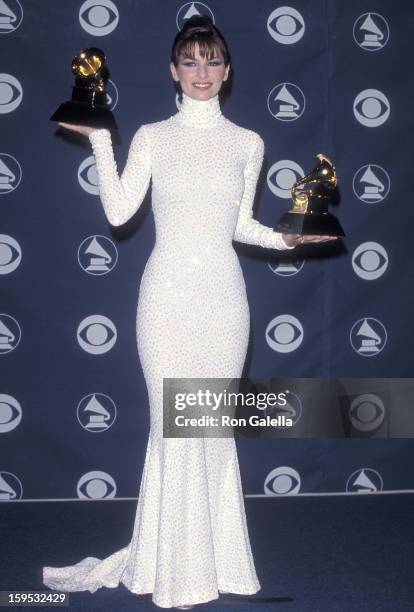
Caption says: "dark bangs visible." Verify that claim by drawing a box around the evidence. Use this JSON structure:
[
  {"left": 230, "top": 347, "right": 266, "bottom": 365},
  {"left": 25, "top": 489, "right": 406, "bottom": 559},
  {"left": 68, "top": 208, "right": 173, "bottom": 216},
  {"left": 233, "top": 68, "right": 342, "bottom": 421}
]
[{"left": 171, "top": 31, "right": 230, "bottom": 66}]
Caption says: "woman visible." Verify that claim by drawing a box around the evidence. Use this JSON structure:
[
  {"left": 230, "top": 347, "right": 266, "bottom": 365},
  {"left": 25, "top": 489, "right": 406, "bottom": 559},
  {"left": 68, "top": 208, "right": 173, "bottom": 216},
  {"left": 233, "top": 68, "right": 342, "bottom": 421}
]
[{"left": 43, "top": 15, "right": 337, "bottom": 610}]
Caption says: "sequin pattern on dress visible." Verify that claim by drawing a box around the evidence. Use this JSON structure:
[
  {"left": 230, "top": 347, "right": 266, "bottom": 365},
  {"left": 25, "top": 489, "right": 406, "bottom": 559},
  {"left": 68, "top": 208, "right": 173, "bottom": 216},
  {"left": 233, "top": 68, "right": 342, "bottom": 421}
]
[{"left": 42, "top": 92, "right": 294, "bottom": 609}]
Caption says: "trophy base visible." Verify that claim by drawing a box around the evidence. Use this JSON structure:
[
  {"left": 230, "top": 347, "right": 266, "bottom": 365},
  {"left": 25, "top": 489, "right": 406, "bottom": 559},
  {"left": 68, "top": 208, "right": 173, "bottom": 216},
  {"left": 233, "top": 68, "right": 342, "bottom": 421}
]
[
  {"left": 50, "top": 101, "right": 118, "bottom": 130},
  {"left": 275, "top": 212, "right": 345, "bottom": 236}
]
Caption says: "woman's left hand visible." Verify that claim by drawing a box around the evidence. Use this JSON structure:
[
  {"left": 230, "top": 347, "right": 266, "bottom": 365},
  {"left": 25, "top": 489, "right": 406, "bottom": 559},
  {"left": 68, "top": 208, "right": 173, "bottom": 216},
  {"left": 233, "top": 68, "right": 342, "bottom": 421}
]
[{"left": 282, "top": 233, "right": 340, "bottom": 247}]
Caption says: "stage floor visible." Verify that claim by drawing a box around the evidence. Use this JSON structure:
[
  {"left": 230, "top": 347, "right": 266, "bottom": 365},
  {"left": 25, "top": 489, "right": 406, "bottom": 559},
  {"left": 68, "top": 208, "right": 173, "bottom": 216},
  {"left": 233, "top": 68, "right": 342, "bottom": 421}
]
[{"left": 1, "top": 492, "right": 413, "bottom": 611}]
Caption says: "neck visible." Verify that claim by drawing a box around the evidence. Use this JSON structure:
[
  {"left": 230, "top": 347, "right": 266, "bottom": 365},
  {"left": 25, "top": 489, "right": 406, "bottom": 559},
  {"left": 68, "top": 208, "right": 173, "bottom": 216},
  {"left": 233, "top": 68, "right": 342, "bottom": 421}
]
[{"left": 175, "top": 92, "right": 223, "bottom": 129}]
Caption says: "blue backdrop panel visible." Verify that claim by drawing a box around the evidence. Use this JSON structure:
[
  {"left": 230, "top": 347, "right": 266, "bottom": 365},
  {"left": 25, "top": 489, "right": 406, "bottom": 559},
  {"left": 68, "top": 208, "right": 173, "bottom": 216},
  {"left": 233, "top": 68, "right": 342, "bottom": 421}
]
[{"left": 1, "top": 0, "right": 413, "bottom": 501}]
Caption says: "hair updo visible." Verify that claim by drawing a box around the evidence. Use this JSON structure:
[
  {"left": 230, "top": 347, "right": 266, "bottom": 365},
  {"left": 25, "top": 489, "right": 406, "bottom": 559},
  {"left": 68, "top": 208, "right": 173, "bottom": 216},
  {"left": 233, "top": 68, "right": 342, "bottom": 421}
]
[{"left": 170, "top": 14, "right": 231, "bottom": 67}]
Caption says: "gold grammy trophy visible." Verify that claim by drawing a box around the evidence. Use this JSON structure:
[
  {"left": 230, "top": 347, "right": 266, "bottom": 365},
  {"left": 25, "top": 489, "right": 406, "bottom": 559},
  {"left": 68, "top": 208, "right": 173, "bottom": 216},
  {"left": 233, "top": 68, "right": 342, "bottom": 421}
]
[
  {"left": 50, "top": 47, "right": 117, "bottom": 130},
  {"left": 275, "top": 154, "right": 345, "bottom": 236}
]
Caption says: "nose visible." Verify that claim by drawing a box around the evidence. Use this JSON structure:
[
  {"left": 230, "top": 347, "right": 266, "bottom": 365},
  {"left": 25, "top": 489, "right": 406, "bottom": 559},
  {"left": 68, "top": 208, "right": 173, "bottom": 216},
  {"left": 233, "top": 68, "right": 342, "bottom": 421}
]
[{"left": 196, "top": 63, "right": 208, "bottom": 78}]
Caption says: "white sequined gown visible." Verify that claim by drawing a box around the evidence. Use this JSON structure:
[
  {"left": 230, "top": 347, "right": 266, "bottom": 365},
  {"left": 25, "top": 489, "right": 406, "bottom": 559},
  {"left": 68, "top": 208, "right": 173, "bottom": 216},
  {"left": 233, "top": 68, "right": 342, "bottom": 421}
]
[{"left": 43, "top": 93, "right": 293, "bottom": 608}]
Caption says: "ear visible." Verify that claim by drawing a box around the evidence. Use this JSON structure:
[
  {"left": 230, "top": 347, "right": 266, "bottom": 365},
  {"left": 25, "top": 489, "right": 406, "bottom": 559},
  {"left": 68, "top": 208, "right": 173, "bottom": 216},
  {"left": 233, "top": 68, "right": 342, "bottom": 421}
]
[
  {"left": 223, "top": 63, "right": 230, "bottom": 82},
  {"left": 170, "top": 61, "right": 179, "bottom": 82}
]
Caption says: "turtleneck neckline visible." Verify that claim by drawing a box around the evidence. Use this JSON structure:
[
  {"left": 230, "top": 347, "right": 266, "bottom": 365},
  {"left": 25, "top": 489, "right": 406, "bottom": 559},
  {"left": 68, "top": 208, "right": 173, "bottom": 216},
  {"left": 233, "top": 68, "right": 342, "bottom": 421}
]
[{"left": 173, "top": 92, "right": 224, "bottom": 129}]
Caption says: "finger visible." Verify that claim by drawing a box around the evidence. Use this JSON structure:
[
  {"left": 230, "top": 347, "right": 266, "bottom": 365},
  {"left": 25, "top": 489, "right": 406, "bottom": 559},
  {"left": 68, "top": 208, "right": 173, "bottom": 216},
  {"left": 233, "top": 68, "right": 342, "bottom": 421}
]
[
  {"left": 308, "top": 235, "right": 338, "bottom": 242},
  {"left": 59, "top": 122, "right": 79, "bottom": 131},
  {"left": 59, "top": 122, "right": 84, "bottom": 132}
]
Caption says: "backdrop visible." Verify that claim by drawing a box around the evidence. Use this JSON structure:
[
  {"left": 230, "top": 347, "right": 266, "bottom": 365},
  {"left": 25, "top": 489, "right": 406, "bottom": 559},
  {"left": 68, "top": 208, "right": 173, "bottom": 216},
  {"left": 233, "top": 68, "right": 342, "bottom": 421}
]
[{"left": 1, "top": 0, "right": 413, "bottom": 501}]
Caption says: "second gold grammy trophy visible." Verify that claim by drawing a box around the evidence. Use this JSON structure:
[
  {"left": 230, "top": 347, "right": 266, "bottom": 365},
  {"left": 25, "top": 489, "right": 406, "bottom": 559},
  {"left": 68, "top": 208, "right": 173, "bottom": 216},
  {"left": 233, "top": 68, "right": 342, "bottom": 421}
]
[{"left": 275, "top": 154, "right": 345, "bottom": 236}]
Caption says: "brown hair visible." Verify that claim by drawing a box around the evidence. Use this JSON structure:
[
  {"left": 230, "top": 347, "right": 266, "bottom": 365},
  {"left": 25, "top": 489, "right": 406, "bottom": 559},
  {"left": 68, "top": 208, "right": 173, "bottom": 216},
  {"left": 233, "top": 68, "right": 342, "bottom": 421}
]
[{"left": 170, "top": 14, "right": 231, "bottom": 67}]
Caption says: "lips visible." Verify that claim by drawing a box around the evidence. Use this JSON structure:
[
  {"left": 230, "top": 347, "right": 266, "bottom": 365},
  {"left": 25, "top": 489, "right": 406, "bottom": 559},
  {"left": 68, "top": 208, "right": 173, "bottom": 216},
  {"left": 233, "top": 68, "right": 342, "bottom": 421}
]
[{"left": 193, "top": 83, "right": 212, "bottom": 88}]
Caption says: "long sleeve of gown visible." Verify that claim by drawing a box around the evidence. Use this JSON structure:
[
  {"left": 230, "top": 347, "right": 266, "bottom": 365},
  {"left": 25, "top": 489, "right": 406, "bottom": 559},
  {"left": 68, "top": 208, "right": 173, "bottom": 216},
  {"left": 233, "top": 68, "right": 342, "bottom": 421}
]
[
  {"left": 88, "top": 125, "right": 152, "bottom": 227},
  {"left": 233, "top": 133, "right": 295, "bottom": 250}
]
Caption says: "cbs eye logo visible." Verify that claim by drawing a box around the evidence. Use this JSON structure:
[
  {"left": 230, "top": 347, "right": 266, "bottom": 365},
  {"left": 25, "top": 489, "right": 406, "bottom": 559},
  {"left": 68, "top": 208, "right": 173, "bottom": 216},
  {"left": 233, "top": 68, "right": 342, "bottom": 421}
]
[
  {"left": 264, "top": 466, "right": 301, "bottom": 495},
  {"left": 77, "top": 315, "right": 117, "bottom": 354},
  {"left": 266, "top": 315, "right": 303, "bottom": 353},
  {"left": 352, "top": 242, "right": 388, "bottom": 280},
  {"left": 267, "top": 160, "right": 304, "bottom": 199},
  {"left": 353, "top": 89, "right": 390, "bottom": 127},
  {"left": 0, "top": 394, "right": 22, "bottom": 433},
  {"left": 0, "top": 74, "right": 23, "bottom": 113},
  {"left": 79, "top": 0, "right": 119, "bottom": 36},
  {"left": 267, "top": 7, "right": 305, "bottom": 44},
  {"left": 0, "top": 235, "right": 22, "bottom": 274},
  {"left": 348, "top": 393, "right": 385, "bottom": 432},
  {"left": 77, "top": 471, "right": 117, "bottom": 499},
  {"left": 78, "top": 156, "right": 99, "bottom": 195}
]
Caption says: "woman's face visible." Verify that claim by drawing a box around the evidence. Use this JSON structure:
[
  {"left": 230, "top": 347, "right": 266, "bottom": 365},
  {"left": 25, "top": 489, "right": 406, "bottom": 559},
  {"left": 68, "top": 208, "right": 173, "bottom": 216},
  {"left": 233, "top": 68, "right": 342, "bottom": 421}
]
[{"left": 170, "top": 42, "right": 230, "bottom": 100}]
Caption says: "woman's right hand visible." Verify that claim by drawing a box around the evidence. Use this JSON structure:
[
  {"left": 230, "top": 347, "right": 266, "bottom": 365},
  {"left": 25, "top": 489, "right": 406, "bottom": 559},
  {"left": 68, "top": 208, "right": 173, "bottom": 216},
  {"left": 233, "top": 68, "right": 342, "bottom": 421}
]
[{"left": 58, "top": 122, "right": 97, "bottom": 137}]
